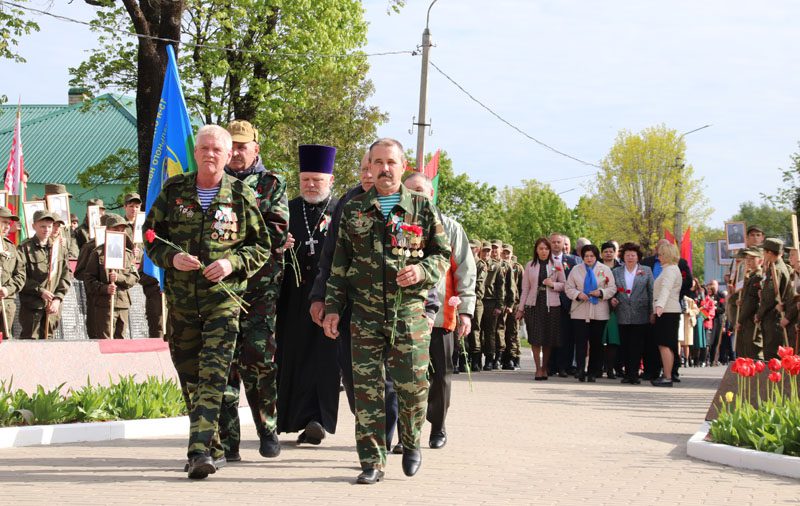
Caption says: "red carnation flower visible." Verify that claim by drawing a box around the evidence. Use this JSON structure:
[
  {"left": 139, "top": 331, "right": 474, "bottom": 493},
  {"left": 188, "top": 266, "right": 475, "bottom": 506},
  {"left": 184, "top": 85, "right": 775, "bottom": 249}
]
[{"left": 145, "top": 229, "right": 156, "bottom": 244}]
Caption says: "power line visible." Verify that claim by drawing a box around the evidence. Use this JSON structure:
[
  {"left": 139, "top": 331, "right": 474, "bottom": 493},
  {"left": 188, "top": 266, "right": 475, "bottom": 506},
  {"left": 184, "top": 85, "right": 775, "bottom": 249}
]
[
  {"left": 1, "top": 0, "right": 415, "bottom": 59},
  {"left": 429, "top": 60, "right": 601, "bottom": 169}
]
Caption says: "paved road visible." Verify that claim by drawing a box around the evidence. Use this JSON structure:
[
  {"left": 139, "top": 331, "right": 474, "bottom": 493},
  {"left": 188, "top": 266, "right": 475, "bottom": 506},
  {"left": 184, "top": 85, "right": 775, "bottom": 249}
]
[{"left": 1, "top": 361, "right": 797, "bottom": 505}]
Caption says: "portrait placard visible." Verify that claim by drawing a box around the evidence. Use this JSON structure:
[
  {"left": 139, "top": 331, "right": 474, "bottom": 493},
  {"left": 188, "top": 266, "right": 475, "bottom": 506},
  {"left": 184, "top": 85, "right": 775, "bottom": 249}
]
[
  {"left": 104, "top": 231, "right": 126, "bottom": 270},
  {"left": 724, "top": 221, "right": 746, "bottom": 251},
  {"left": 717, "top": 239, "right": 733, "bottom": 265},
  {"left": 0, "top": 191, "right": 7, "bottom": 209},
  {"left": 87, "top": 205, "right": 102, "bottom": 239},
  {"left": 133, "top": 211, "right": 146, "bottom": 244},
  {"left": 48, "top": 236, "right": 61, "bottom": 284},
  {"left": 22, "top": 200, "right": 47, "bottom": 238},
  {"left": 94, "top": 226, "right": 106, "bottom": 247},
  {"left": 45, "top": 193, "right": 70, "bottom": 225}
]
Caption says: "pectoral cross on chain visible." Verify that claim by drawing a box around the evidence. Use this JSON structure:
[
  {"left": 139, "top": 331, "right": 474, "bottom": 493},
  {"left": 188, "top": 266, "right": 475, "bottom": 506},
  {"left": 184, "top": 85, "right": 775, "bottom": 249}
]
[{"left": 305, "top": 237, "right": 319, "bottom": 256}]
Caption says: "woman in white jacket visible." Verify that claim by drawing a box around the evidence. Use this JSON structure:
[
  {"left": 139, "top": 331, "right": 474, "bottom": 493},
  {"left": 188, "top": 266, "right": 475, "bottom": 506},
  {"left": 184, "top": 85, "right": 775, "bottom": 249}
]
[
  {"left": 565, "top": 244, "right": 617, "bottom": 382},
  {"left": 651, "top": 242, "right": 683, "bottom": 387}
]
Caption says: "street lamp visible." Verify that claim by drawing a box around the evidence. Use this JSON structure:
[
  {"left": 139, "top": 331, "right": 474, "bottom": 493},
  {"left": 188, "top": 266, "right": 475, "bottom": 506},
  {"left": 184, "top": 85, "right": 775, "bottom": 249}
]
[
  {"left": 674, "top": 124, "right": 711, "bottom": 247},
  {"left": 414, "top": 0, "right": 439, "bottom": 171}
]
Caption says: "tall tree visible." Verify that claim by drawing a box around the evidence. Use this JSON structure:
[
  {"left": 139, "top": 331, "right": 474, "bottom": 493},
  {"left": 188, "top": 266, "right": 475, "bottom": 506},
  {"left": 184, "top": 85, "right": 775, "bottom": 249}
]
[
  {"left": 732, "top": 201, "right": 793, "bottom": 242},
  {"left": 763, "top": 142, "right": 800, "bottom": 213},
  {"left": 584, "top": 124, "right": 711, "bottom": 252},
  {"left": 72, "top": 1, "right": 382, "bottom": 201}
]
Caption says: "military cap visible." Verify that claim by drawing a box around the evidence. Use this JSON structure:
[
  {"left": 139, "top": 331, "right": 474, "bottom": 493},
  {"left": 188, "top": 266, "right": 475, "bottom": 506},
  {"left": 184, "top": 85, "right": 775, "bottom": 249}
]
[
  {"left": 44, "top": 183, "right": 72, "bottom": 197},
  {"left": 481, "top": 241, "right": 491, "bottom": 251},
  {"left": 763, "top": 238, "right": 784, "bottom": 254},
  {"left": 785, "top": 246, "right": 797, "bottom": 253},
  {"left": 32, "top": 210, "right": 56, "bottom": 223},
  {"left": 87, "top": 198, "right": 106, "bottom": 210},
  {"left": 491, "top": 240, "right": 503, "bottom": 248},
  {"left": 228, "top": 119, "right": 259, "bottom": 143},
  {"left": 70, "top": 213, "right": 78, "bottom": 222},
  {"left": 747, "top": 225, "right": 764, "bottom": 234},
  {"left": 103, "top": 213, "right": 128, "bottom": 229},
  {"left": 742, "top": 247, "right": 763, "bottom": 258},
  {"left": 502, "top": 243, "right": 513, "bottom": 252},
  {"left": 469, "top": 239, "right": 481, "bottom": 248},
  {"left": 0, "top": 206, "right": 19, "bottom": 221},
  {"left": 124, "top": 192, "right": 142, "bottom": 204}
]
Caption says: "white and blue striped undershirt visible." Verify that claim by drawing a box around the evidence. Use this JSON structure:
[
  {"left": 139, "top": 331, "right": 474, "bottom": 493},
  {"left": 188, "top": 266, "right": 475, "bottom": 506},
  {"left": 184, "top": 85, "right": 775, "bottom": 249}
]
[
  {"left": 196, "top": 185, "right": 220, "bottom": 211},
  {"left": 376, "top": 192, "right": 400, "bottom": 220}
]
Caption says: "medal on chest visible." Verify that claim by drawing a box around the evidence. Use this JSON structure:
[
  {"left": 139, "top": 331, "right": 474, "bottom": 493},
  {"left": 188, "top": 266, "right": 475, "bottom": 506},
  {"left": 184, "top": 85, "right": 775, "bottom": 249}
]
[{"left": 211, "top": 205, "right": 238, "bottom": 241}]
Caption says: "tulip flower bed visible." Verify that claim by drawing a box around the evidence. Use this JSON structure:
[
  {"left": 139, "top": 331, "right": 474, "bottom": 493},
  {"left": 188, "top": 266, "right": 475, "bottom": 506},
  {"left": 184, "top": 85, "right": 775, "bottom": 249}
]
[{"left": 709, "top": 347, "right": 800, "bottom": 457}]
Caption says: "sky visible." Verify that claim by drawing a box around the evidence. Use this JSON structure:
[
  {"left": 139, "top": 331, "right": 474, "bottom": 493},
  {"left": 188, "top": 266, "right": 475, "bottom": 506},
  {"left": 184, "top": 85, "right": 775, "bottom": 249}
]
[{"left": 2, "top": 0, "right": 799, "bottom": 227}]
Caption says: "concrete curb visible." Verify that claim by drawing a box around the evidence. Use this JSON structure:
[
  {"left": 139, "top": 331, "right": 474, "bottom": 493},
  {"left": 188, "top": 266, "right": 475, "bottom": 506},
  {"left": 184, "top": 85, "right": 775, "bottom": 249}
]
[
  {"left": 687, "top": 421, "right": 800, "bottom": 479},
  {"left": 0, "top": 407, "right": 253, "bottom": 449}
]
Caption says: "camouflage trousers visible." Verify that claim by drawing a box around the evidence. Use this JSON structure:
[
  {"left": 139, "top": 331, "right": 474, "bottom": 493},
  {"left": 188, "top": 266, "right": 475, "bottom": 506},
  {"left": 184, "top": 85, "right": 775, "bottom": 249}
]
[
  {"left": 167, "top": 306, "right": 239, "bottom": 458},
  {"left": 351, "top": 311, "right": 431, "bottom": 471},
  {"left": 219, "top": 296, "right": 279, "bottom": 453},
  {"left": 503, "top": 311, "right": 520, "bottom": 361},
  {"left": 480, "top": 300, "right": 502, "bottom": 357}
]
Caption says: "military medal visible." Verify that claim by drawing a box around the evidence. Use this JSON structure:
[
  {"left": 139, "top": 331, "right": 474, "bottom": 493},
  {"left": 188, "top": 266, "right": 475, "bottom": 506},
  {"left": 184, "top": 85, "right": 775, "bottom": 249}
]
[{"left": 211, "top": 232, "right": 219, "bottom": 240}]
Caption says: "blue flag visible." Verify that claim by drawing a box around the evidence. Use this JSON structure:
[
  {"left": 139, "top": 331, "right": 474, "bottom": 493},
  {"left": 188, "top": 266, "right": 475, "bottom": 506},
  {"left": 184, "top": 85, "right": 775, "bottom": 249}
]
[{"left": 143, "top": 45, "right": 197, "bottom": 290}]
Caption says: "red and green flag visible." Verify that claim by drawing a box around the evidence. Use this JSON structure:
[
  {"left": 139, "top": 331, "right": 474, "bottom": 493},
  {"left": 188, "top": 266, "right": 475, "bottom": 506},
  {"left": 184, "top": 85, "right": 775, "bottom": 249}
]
[
  {"left": 3, "top": 101, "right": 27, "bottom": 244},
  {"left": 423, "top": 149, "right": 441, "bottom": 205}
]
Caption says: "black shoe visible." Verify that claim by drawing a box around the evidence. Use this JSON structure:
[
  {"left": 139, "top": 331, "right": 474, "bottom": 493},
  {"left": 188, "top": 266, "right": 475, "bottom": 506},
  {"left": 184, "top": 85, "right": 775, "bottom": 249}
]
[
  {"left": 491, "top": 361, "right": 500, "bottom": 370},
  {"left": 402, "top": 448, "right": 422, "bottom": 477},
  {"left": 356, "top": 468, "right": 384, "bottom": 485},
  {"left": 501, "top": 362, "right": 515, "bottom": 371},
  {"left": 631, "top": 378, "right": 641, "bottom": 385},
  {"left": 482, "top": 363, "right": 493, "bottom": 371},
  {"left": 566, "top": 367, "right": 578, "bottom": 376},
  {"left": 513, "top": 359, "right": 522, "bottom": 370},
  {"left": 577, "top": 372, "right": 586, "bottom": 382},
  {"left": 458, "top": 363, "right": 467, "bottom": 373},
  {"left": 607, "top": 372, "right": 616, "bottom": 380},
  {"left": 392, "top": 442, "right": 404, "bottom": 455},
  {"left": 671, "top": 376, "right": 681, "bottom": 383},
  {"left": 651, "top": 377, "right": 673, "bottom": 387},
  {"left": 213, "top": 455, "right": 227, "bottom": 469},
  {"left": 587, "top": 375, "right": 596, "bottom": 383},
  {"left": 225, "top": 450, "right": 242, "bottom": 462},
  {"left": 620, "top": 377, "right": 632, "bottom": 384},
  {"left": 259, "top": 431, "right": 281, "bottom": 458},
  {"left": 298, "top": 421, "right": 325, "bottom": 445},
  {"left": 429, "top": 433, "right": 447, "bottom": 449},
  {"left": 557, "top": 371, "right": 568, "bottom": 378},
  {"left": 187, "top": 454, "right": 216, "bottom": 480}
]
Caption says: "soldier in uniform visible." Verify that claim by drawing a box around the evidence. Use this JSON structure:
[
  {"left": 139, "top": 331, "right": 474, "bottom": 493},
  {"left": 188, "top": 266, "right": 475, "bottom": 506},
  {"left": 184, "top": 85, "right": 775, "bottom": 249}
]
[
  {"left": 18, "top": 210, "right": 71, "bottom": 339},
  {"left": 0, "top": 207, "right": 25, "bottom": 337},
  {"left": 144, "top": 124, "right": 270, "bottom": 480},
  {"left": 501, "top": 244, "right": 523, "bottom": 369},
  {"left": 82, "top": 214, "right": 139, "bottom": 339},
  {"left": 781, "top": 247, "right": 800, "bottom": 347},
  {"left": 218, "top": 120, "right": 289, "bottom": 461},
  {"left": 322, "top": 138, "right": 450, "bottom": 485},
  {"left": 481, "top": 240, "right": 506, "bottom": 370},
  {"left": 74, "top": 198, "right": 105, "bottom": 251},
  {"left": 755, "top": 238, "right": 792, "bottom": 360},
  {"left": 468, "top": 241, "right": 489, "bottom": 371},
  {"left": 735, "top": 247, "right": 764, "bottom": 359}
]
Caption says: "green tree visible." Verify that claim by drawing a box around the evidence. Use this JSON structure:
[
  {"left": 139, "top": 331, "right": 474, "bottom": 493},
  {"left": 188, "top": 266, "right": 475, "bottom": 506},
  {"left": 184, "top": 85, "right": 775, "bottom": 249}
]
[
  {"left": 762, "top": 142, "right": 800, "bottom": 213},
  {"left": 732, "top": 201, "right": 793, "bottom": 242},
  {"left": 500, "top": 180, "right": 586, "bottom": 262},
  {"left": 72, "top": 1, "right": 382, "bottom": 202},
  {"left": 585, "top": 124, "right": 712, "bottom": 252}
]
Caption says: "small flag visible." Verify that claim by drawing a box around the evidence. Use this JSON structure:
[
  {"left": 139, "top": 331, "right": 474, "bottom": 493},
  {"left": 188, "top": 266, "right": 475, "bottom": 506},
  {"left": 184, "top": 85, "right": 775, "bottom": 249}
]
[
  {"left": 3, "top": 100, "right": 26, "bottom": 244},
  {"left": 143, "top": 45, "right": 197, "bottom": 290},
  {"left": 664, "top": 229, "right": 676, "bottom": 245},
  {"left": 423, "top": 149, "right": 441, "bottom": 205},
  {"left": 680, "top": 227, "right": 693, "bottom": 271}
]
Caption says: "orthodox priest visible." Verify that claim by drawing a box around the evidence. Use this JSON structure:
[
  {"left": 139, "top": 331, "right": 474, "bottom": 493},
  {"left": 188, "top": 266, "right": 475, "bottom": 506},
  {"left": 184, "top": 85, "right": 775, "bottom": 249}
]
[{"left": 276, "top": 144, "right": 340, "bottom": 445}]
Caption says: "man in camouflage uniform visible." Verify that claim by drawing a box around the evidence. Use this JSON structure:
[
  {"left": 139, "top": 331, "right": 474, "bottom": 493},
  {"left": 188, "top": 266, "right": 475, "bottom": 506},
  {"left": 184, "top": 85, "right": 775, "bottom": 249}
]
[
  {"left": 0, "top": 207, "right": 26, "bottom": 338},
  {"left": 322, "top": 138, "right": 450, "bottom": 485},
  {"left": 82, "top": 213, "right": 140, "bottom": 339},
  {"left": 144, "top": 125, "right": 270, "bottom": 480},
  {"left": 481, "top": 240, "right": 506, "bottom": 370},
  {"left": 756, "top": 238, "right": 792, "bottom": 360},
  {"left": 18, "top": 210, "right": 71, "bottom": 339},
  {"left": 218, "top": 120, "right": 289, "bottom": 461},
  {"left": 467, "top": 241, "right": 489, "bottom": 371},
  {"left": 734, "top": 247, "right": 764, "bottom": 359},
  {"left": 501, "top": 244, "right": 523, "bottom": 370}
]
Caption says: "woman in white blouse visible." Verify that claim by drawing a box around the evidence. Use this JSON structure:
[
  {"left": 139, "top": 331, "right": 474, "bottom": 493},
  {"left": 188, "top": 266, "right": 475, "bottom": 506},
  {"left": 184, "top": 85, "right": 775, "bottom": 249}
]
[
  {"left": 651, "top": 242, "right": 683, "bottom": 387},
  {"left": 565, "top": 244, "right": 617, "bottom": 382}
]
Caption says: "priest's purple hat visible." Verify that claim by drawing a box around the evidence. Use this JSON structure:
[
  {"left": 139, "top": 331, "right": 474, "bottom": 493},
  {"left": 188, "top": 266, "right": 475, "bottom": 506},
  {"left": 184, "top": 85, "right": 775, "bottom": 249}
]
[{"left": 298, "top": 144, "right": 337, "bottom": 174}]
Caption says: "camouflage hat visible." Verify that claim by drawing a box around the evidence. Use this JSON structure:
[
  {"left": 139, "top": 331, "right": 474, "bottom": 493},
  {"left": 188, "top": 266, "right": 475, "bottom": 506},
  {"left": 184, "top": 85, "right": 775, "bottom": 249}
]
[
  {"left": 103, "top": 213, "right": 128, "bottom": 229},
  {"left": 763, "top": 238, "right": 784, "bottom": 254},
  {"left": 32, "top": 210, "right": 56, "bottom": 223},
  {"left": 502, "top": 243, "right": 513, "bottom": 252},
  {"left": 0, "top": 206, "right": 19, "bottom": 221},
  {"left": 44, "top": 183, "right": 72, "bottom": 197},
  {"left": 741, "top": 247, "right": 763, "bottom": 258},
  {"left": 747, "top": 225, "right": 764, "bottom": 234},
  {"left": 481, "top": 241, "right": 491, "bottom": 251},
  {"left": 227, "top": 119, "right": 259, "bottom": 143},
  {"left": 124, "top": 192, "right": 142, "bottom": 204},
  {"left": 87, "top": 198, "right": 106, "bottom": 210},
  {"left": 469, "top": 239, "right": 481, "bottom": 248},
  {"left": 491, "top": 240, "right": 503, "bottom": 248}
]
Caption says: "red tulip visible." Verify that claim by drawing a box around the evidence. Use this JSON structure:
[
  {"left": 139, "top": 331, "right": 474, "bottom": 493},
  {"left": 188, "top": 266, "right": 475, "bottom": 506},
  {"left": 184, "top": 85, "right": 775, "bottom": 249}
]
[
  {"left": 755, "top": 361, "right": 766, "bottom": 373},
  {"left": 768, "top": 371, "right": 781, "bottom": 383},
  {"left": 778, "top": 346, "right": 795, "bottom": 358},
  {"left": 145, "top": 229, "right": 156, "bottom": 244},
  {"left": 768, "top": 358, "right": 782, "bottom": 372}
]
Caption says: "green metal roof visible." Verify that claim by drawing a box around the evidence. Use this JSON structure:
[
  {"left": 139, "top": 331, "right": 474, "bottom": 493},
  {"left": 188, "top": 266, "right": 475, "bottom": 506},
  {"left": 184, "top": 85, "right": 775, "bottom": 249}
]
[{"left": 0, "top": 94, "right": 137, "bottom": 185}]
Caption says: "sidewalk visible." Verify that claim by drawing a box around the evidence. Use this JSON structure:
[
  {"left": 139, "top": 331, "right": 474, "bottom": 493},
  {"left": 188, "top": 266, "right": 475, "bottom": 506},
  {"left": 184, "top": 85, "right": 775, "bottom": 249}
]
[{"left": 0, "top": 360, "right": 796, "bottom": 505}]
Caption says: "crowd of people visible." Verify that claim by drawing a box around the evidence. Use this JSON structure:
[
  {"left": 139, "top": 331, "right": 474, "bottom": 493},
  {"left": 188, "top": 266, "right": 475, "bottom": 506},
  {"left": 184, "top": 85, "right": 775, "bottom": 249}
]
[{"left": 6, "top": 120, "right": 795, "bottom": 485}]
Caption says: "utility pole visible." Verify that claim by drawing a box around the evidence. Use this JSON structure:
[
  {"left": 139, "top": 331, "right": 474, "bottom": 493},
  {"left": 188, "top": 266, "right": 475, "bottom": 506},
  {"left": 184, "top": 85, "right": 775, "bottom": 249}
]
[
  {"left": 673, "top": 124, "right": 711, "bottom": 248},
  {"left": 414, "top": 0, "right": 438, "bottom": 172}
]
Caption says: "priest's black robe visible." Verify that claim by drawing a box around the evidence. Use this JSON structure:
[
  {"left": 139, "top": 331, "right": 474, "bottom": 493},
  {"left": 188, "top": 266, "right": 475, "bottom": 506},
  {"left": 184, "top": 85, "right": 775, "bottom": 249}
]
[{"left": 276, "top": 195, "right": 340, "bottom": 434}]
